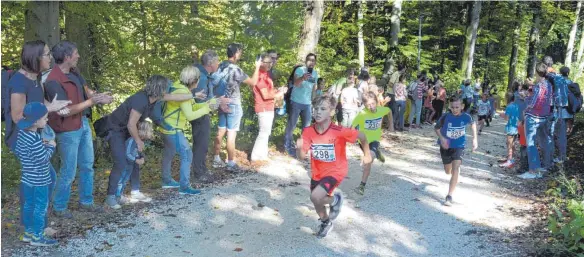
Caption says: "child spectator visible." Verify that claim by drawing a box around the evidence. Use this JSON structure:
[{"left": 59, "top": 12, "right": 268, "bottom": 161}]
[
  {"left": 117, "top": 121, "right": 154, "bottom": 204},
  {"left": 14, "top": 102, "right": 58, "bottom": 246},
  {"left": 499, "top": 93, "right": 520, "bottom": 168}
]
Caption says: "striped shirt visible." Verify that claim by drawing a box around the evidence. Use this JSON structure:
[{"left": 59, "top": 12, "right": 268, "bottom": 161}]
[{"left": 14, "top": 130, "right": 55, "bottom": 186}]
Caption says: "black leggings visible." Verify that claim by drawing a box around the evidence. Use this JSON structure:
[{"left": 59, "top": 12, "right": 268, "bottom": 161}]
[{"left": 432, "top": 100, "right": 445, "bottom": 120}]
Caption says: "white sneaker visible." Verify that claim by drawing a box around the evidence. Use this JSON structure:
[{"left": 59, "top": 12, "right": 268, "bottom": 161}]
[
  {"left": 212, "top": 157, "right": 226, "bottom": 168},
  {"left": 129, "top": 191, "right": 152, "bottom": 203},
  {"left": 517, "top": 171, "right": 542, "bottom": 179},
  {"left": 499, "top": 160, "right": 515, "bottom": 168},
  {"left": 118, "top": 195, "right": 130, "bottom": 205}
]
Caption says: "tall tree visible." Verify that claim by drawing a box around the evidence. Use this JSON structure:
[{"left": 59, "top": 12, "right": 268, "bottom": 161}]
[
  {"left": 297, "top": 0, "right": 325, "bottom": 62},
  {"left": 382, "top": 0, "right": 402, "bottom": 74},
  {"left": 357, "top": 0, "right": 365, "bottom": 67},
  {"left": 577, "top": 21, "right": 584, "bottom": 65},
  {"left": 461, "top": 0, "right": 482, "bottom": 79},
  {"left": 526, "top": 2, "right": 541, "bottom": 79},
  {"left": 565, "top": 0, "right": 581, "bottom": 67},
  {"left": 24, "top": 1, "right": 60, "bottom": 46},
  {"left": 507, "top": 3, "right": 522, "bottom": 92},
  {"left": 64, "top": 2, "right": 94, "bottom": 83}
]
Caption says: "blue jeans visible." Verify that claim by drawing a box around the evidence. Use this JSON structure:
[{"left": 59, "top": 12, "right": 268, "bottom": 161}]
[
  {"left": 284, "top": 101, "right": 312, "bottom": 151},
  {"left": 550, "top": 109, "right": 567, "bottom": 161},
  {"left": 20, "top": 165, "right": 55, "bottom": 226},
  {"left": 408, "top": 99, "right": 423, "bottom": 126},
  {"left": 525, "top": 115, "right": 552, "bottom": 171},
  {"left": 116, "top": 160, "right": 140, "bottom": 197},
  {"left": 21, "top": 183, "right": 49, "bottom": 237},
  {"left": 162, "top": 132, "right": 193, "bottom": 189},
  {"left": 53, "top": 117, "right": 95, "bottom": 211},
  {"left": 394, "top": 100, "right": 406, "bottom": 130}
]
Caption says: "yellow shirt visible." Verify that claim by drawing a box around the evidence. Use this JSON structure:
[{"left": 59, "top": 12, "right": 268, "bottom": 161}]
[{"left": 158, "top": 82, "right": 212, "bottom": 135}]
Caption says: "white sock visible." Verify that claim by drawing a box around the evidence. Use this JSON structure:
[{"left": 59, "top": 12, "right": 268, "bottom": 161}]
[
  {"left": 214, "top": 155, "right": 222, "bottom": 162},
  {"left": 227, "top": 160, "right": 236, "bottom": 166}
]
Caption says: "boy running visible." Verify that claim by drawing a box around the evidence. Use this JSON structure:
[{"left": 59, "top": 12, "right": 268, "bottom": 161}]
[
  {"left": 351, "top": 91, "right": 390, "bottom": 195},
  {"left": 499, "top": 93, "right": 520, "bottom": 168},
  {"left": 476, "top": 93, "right": 491, "bottom": 134},
  {"left": 434, "top": 96, "right": 478, "bottom": 206},
  {"left": 297, "top": 95, "right": 372, "bottom": 238}
]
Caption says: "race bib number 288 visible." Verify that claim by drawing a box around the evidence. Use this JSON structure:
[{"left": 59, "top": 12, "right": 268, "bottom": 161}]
[{"left": 311, "top": 144, "right": 336, "bottom": 162}]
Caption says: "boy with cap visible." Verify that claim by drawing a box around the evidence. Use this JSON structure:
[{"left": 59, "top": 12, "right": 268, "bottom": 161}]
[{"left": 13, "top": 102, "right": 58, "bottom": 246}]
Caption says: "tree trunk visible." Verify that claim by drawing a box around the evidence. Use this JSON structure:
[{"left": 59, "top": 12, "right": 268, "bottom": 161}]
[
  {"left": 297, "top": 0, "right": 325, "bottom": 63},
  {"left": 461, "top": 0, "right": 482, "bottom": 80},
  {"left": 64, "top": 2, "right": 93, "bottom": 82},
  {"left": 566, "top": 0, "right": 581, "bottom": 67},
  {"left": 382, "top": 0, "right": 403, "bottom": 75},
  {"left": 507, "top": 3, "right": 521, "bottom": 92},
  {"left": 24, "top": 1, "right": 60, "bottom": 46},
  {"left": 527, "top": 2, "right": 541, "bottom": 79},
  {"left": 577, "top": 22, "right": 584, "bottom": 65},
  {"left": 357, "top": 0, "right": 365, "bottom": 68}
]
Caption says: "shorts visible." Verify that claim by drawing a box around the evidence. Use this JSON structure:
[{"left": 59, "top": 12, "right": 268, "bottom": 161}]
[
  {"left": 440, "top": 147, "right": 464, "bottom": 164},
  {"left": 218, "top": 103, "right": 243, "bottom": 131},
  {"left": 505, "top": 127, "right": 518, "bottom": 136},
  {"left": 478, "top": 115, "right": 488, "bottom": 121},
  {"left": 359, "top": 141, "right": 380, "bottom": 160},
  {"left": 310, "top": 176, "right": 340, "bottom": 196}
]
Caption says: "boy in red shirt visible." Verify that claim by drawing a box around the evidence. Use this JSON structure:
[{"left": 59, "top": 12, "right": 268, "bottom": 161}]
[{"left": 296, "top": 95, "right": 372, "bottom": 238}]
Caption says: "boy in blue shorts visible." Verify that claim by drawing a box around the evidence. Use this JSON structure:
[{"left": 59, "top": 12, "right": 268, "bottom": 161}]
[{"left": 434, "top": 96, "right": 478, "bottom": 206}]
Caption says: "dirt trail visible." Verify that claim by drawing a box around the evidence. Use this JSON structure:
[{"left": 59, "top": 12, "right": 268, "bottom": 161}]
[{"left": 11, "top": 117, "right": 534, "bottom": 257}]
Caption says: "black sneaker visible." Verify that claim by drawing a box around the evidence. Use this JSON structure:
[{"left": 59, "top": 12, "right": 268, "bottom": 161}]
[
  {"left": 53, "top": 209, "right": 73, "bottom": 219},
  {"left": 444, "top": 195, "right": 453, "bottom": 206},
  {"left": 316, "top": 219, "right": 333, "bottom": 238},
  {"left": 194, "top": 172, "right": 215, "bottom": 183},
  {"left": 329, "top": 193, "right": 343, "bottom": 220}
]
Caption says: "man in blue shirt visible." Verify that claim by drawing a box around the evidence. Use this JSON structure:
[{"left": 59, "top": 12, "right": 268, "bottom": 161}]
[
  {"left": 283, "top": 53, "right": 319, "bottom": 156},
  {"left": 434, "top": 96, "right": 478, "bottom": 206},
  {"left": 192, "top": 50, "right": 220, "bottom": 183},
  {"left": 548, "top": 66, "right": 571, "bottom": 165}
]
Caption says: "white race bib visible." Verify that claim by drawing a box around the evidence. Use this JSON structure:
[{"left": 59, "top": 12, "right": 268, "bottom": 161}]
[
  {"left": 446, "top": 126, "right": 465, "bottom": 139},
  {"left": 311, "top": 144, "right": 336, "bottom": 162},
  {"left": 364, "top": 118, "right": 382, "bottom": 130}
]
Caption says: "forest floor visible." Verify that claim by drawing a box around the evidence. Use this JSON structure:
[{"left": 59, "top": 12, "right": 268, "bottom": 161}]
[{"left": 2, "top": 116, "right": 552, "bottom": 257}]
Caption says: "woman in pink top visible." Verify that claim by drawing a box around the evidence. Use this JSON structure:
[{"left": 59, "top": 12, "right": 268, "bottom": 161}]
[
  {"left": 393, "top": 74, "right": 407, "bottom": 131},
  {"left": 424, "top": 86, "right": 435, "bottom": 124}
]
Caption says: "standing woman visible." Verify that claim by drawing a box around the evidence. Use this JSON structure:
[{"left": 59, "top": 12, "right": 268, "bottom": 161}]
[
  {"left": 5, "top": 40, "right": 71, "bottom": 227},
  {"left": 432, "top": 79, "right": 447, "bottom": 120},
  {"left": 393, "top": 74, "right": 407, "bottom": 131},
  {"left": 104, "top": 75, "right": 169, "bottom": 209}
]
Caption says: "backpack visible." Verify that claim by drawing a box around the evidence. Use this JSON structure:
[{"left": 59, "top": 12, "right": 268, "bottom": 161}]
[
  {"left": 149, "top": 80, "right": 183, "bottom": 131},
  {"left": 567, "top": 83, "right": 583, "bottom": 114},
  {"left": 210, "top": 61, "right": 235, "bottom": 98},
  {"left": 1, "top": 67, "right": 15, "bottom": 122},
  {"left": 407, "top": 81, "right": 418, "bottom": 100},
  {"left": 284, "top": 65, "right": 303, "bottom": 114}
]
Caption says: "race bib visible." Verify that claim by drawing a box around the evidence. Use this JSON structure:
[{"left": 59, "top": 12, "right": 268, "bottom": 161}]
[
  {"left": 364, "top": 118, "right": 382, "bottom": 130},
  {"left": 311, "top": 144, "right": 336, "bottom": 162},
  {"left": 446, "top": 126, "right": 465, "bottom": 139}
]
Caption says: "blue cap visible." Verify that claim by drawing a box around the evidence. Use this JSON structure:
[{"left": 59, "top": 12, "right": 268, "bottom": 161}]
[{"left": 17, "top": 102, "right": 48, "bottom": 130}]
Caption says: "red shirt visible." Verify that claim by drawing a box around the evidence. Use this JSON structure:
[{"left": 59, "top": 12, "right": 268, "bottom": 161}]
[
  {"left": 253, "top": 70, "right": 274, "bottom": 113},
  {"left": 302, "top": 124, "right": 359, "bottom": 182}
]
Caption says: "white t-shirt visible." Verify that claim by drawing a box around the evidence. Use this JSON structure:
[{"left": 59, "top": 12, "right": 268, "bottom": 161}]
[{"left": 341, "top": 87, "right": 360, "bottom": 110}]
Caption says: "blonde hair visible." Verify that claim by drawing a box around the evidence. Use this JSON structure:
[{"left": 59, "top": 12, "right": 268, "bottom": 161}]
[
  {"left": 138, "top": 121, "right": 154, "bottom": 140},
  {"left": 180, "top": 66, "right": 201, "bottom": 87},
  {"left": 362, "top": 91, "right": 378, "bottom": 104},
  {"left": 313, "top": 95, "right": 337, "bottom": 110}
]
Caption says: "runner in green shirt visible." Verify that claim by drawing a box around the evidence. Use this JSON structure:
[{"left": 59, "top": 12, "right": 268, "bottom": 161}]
[{"left": 351, "top": 91, "right": 390, "bottom": 195}]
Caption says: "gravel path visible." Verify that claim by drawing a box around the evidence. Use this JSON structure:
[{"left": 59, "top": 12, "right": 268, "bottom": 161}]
[{"left": 13, "top": 117, "right": 533, "bottom": 257}]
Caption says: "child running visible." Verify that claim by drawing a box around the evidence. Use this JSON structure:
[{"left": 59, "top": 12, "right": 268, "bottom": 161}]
[
  {"left": 14, "top": 102, "right": 58, "bottom": 246},
  {"left": 296, "top": 95, "right": 372, "bottom": 238},
  {"left": 117, "top": 121, "right": 154, "bottom": 204},
  {"left": 476, "top": 93, "right": 491, "bottom": 134},
  {"left": 351, "top": 91, "right": 390, "bottom": 195},
  {"left": 434, "top": 96, "right": 478, "bottom": 206},
  {"left": 499, "top": 93, "right": 520, "bottom": 168}
]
